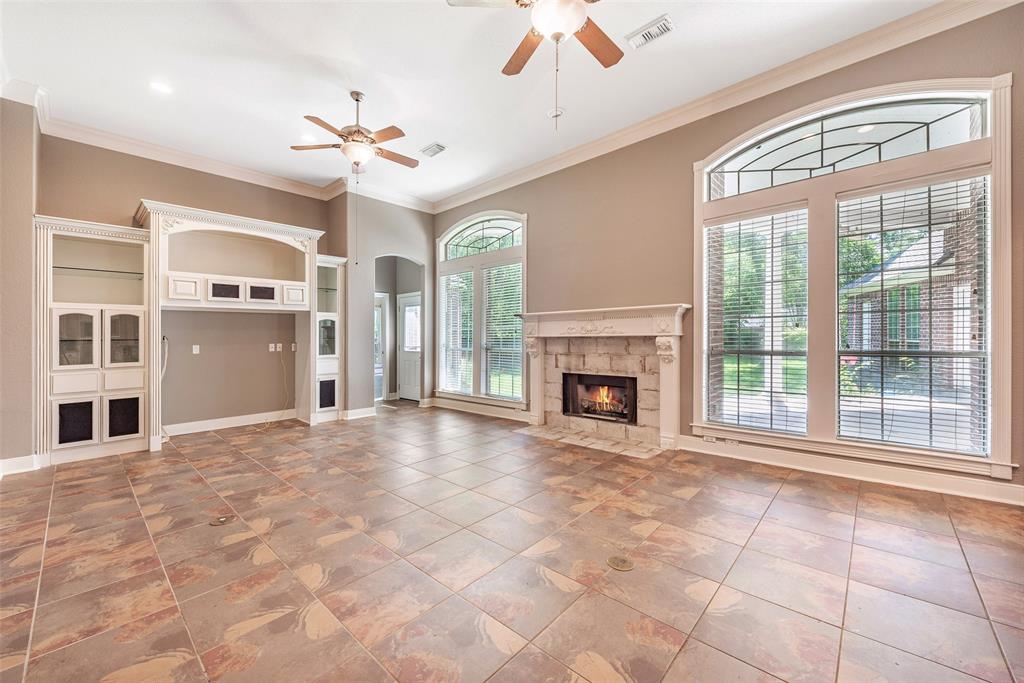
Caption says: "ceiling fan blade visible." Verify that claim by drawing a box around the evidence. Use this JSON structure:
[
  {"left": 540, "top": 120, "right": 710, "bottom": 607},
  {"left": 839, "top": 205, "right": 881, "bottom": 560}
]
[
  {"left": 502, "top": 29, "right": 542, "bottom": 76},
  {"left": 575, "top": 18, "right": 623, "bottom": 68},
  {"left": 371, "top": 125, "right": 405, "bottom": 144},
  {"left": 376, "top": 147, "right": 420, "bottom": 168},
  {"left": 304, "top": 115, "right": 343, "bottom": 137},
  {"left": 290, "top": 144, "right": 340, "bottom": 151},
  {"left": 447, "top": 0, "right": 521, "bottom": 7}
]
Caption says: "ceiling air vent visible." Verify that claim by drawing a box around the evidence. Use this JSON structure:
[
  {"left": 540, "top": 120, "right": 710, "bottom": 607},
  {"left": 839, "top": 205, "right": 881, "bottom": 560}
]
[
  {"left": 420, "top": 142, "right": 447, "bottom": 158},
  {"left": 626, "top": 14, "right": 674, "bottom": 50}
]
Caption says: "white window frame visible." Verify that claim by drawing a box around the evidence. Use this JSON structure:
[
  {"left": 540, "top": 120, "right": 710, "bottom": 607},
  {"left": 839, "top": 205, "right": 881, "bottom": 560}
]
[
  {"left": 436, "top": 210, "right": 527, "bottom": 407},
  {"left": 692, "top": 75, "right": 1013, "bottom": 479}
]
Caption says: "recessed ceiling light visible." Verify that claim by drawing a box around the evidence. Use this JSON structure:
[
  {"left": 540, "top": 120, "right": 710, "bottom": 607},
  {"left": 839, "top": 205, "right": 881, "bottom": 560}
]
[
  {"left": 857, "top": 124, "right": 875, "bottom": 133},
  {"left": 149, "top": 81, "right": 173, "bottom": 95},
  {"left": 301, "top": 134, "right": 316, "bottom": 143}
]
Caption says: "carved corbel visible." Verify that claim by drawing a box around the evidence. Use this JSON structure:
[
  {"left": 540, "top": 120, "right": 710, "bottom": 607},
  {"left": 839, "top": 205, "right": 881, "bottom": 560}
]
[
  {"left": 525, "top": 337, "right": 542, "bottom": 359},
  {"left": 655, "top": 336, "right": 678, "bottom": 364}
]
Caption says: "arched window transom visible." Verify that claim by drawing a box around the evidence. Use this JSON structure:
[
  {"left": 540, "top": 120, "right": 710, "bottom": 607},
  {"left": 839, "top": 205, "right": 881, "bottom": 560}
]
[{"left": 443, "top": 217, "right": 522, "bottom": 261}]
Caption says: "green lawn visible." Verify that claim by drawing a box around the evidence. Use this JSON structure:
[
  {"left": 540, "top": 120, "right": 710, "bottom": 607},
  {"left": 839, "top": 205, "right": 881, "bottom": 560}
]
[
  {"left": 722, "top": 356, "right": 806, "bottom": 394},
  {"left": 486, "top": 371, "right": 523, "bottom": 400}
]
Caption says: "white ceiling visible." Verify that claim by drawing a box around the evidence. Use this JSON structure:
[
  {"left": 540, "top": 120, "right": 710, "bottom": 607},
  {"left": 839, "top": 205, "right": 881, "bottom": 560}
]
[{"left": 2, "top": 0, "right": 939, "bottom": 206}]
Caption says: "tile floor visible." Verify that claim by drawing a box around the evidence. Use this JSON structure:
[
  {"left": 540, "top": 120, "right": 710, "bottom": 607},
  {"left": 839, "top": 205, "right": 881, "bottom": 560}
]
[{"left": 1, "top": 401, "right": 1021, "bottom": 682}]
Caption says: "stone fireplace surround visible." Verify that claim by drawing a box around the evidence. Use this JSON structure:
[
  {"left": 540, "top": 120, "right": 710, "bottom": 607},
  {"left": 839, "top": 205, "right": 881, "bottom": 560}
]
[{"left": 522, "top": 304, "right": 691, "bottom": 449}]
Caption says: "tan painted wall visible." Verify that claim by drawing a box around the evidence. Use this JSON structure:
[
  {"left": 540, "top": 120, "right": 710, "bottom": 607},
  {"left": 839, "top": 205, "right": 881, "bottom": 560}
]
[
  {"left": 160, "top": 311, "right": 296, "bottom": 424},
  {"left": 0, "top": 99, "right": 40, "bottom": 461},
  {"left": 344, "top": 193, "right": 435, "bottom": 410},
  {"left": 435, "top": 5, "right": 1024, "bottom": 482}
]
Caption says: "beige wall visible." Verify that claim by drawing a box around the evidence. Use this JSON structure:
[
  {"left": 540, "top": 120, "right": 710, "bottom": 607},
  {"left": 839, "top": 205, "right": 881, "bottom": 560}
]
[
  {"left": 160, "top": 311, "right": 297, "bottom": 424},
  {"left": 344, "top": 193, "right": 434, "bottom": 410},
  {"left": 0, "top": 99, "right": 40, "bottom": 461},
  {"left": 435, "top": 5, "right": 1024, "bottom": 483}
]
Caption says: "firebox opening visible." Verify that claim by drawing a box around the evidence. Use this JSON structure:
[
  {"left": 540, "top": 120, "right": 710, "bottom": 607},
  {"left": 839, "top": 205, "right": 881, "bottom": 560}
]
[{"left": 562, "top": 373, "right": 637, "bottom": 425}]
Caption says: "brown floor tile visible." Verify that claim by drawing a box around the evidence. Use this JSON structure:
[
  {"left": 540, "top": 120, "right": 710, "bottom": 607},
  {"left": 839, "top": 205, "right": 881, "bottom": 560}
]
[
  {"left": 517, "top": 490, "right": 599, "bottom": 525},
  {"left": 337, "top": 491, "right": 420, "bottom": 530},
  {"left": 407, "top": 529, "right": 513, "bottom": 591},
  {"left": 993, "top": 622, "right": 1024, "bottom": 683},
  {"left": 46, "top": 492, "right": 141, "bottom": 539},
  {"left": 962, "top": 538, "right": 1024, "bottom": 583},
  {"left": 0, "top": 609, "right": 32, "bottom": 676},
  {"left": 472, "top": 475, "right": 545, "bottom": 505},
  {"left": 246, "top": 497, "right": 359, "bottom": 562},
  {"left": 513, "top": 461, "right": 579, "bottom": 487},
  {"left": 371, "top": 595, "right": 526, "bottom": 682},
  {"left": 288, "top": 531, "right": 398, "bottom": 593},
  {"left": 636, "top": 522, "right": 742, "bottom": 581},
  {"left": 427, "top": 490, "right": 507, "bottom": 526},
  {"left": 853, "top": 516, "right": 968, "bottom": 569},
  {"left": 975, "top": 573, "right": 1024, "bottom": 629},
  {"left": 594, "top": 552, "right": 718, "bottom": 633},
  {"left": 201, "top": 461, "right": 280, "bottom": 497},
  {"left": 179, "top": 561, "right": 313, "bottom": 652},
  {"left": 0, "top": 519, "right": 47, "bottom": 552},
  {"left": 662, "top": 499, "right": 760, "bottom": 546},
  {"left": 0, "top": 571, "right": 38, "bottom": 619},
  {"left": 38, "top": 535, "right": 161, "bottom": 606},
  {"left": 663, "top": 638, "right": 782, "bottom": 682},
  {"left": 850, "top": 544, "right": 985, "bottom": 617},
  {"left": 154, "top": 517, "right": 258, "bottom": 565},
  {"left": 554, "top": 472, "right": 624, "bottom": 502},
  {"left": 440, "top": 464, "right": 504, "bottom": 488},
  {"left": 777, "top": 470, "right": 860, "bottom": 515},
  {"left": 222, "top": 481, "right": 305, "bottom": 516},
  {"left": 393, "top": 477, "right": 466, "bottom": 506},
  {"left": 536, "top": 590, "right": 685, "bottom": 683},
  {"left": 857, "top": 483, "right": 955, "bottom": 536},
  {"left": 200, "top": 601, "right": 363, "bottom": 682},
  {"left": 764, "top": 499, "right": 855, "bottom": 541},
  {"left": 24, "top": 607, "right": 205, "bottom": 682},
  {"left": 0, "top": 492, "right": 52, "bottom": 529},
  {"left": 747, "top": 520, "right": 851, "bottom": 577},
  {"left": 408, "top": 455, "right": 472, "bottom": 476},
  {"left": 143, "top": 496, "right": 237, "bottom": 537},
  {"left": 688, "top": 483, "right": 773, "bottom": 519},
  {"left": 31, "top": 569, "right": 176, "bottom": 658},
  {"left": 165, "top": 536, "right": 279, "bottom": 601},
  {"left": 604, "top": 485, "right": 691, "bottom": 520},
  {"left": 710, "top": 464, "right": 789, "bottom": 497},
  {"left": 692, "top": 585, "right": 841, "bottom": 683},
  {"left": 586, "top": 460, "right": 652, "bottom": 487},
  {"left": 475, "top": 452, "right": 535, "bottom": 475},
  {"left": 489, "top": 644, "right": 585, "bottom": 683},
  {"left": 461, "top": 555, "right": 586, "bottom": 639},
  {"left": 367, "top": 508, "right": 460, "bottom": 555},
  {"left": 319, "top": 559, "right": 450, "bottom": 646},
  {"left": 363, "top": 465, "right": 433, "bottom": 490},
  {"left": 521, "top": 528, "right": 625, "bottom": 586},
  {"left": 837, "top": 631, "right": 983, "bottom": 683},
  {"left": 845, "top": 580, "right": 1011, "bottom": 682},
  {"left": 944, "top": 496, "right": 1024, "bottom": 552},
  {"left": 0, "top": 542, "right": 42, "bottom": 582},
  {"left": 567, "top": 503, "right": 661, "bottom": 547},
  {"left": 470, "top": 506, "right": 561, "bottom": 551},
  {"left": 725, "top": 548, "right": 847, "bottom": 625}
]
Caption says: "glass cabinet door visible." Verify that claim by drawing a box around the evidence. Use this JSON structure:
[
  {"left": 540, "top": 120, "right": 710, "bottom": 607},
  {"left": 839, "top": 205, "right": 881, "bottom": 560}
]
[
  {"left": 318, "top": 317, "right": 337, "bottom": 356},
  {"left": 53, "top": 309, "right": 100, "bottom": 369},
  {"left": 317, "top": 265, "right": 338, "bottom": 313},
  {"left": 105, "top": 311, "right": 143, "bottom": 366}
]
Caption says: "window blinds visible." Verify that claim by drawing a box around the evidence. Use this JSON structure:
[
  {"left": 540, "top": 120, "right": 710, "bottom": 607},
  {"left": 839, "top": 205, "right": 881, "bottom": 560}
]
[
  {"left": 837, "top": 176, "right": 989, "bottom": 454},
  {"left": 483, "top": 263, "right": 524, "bottom": 401},
  {"left": 439, "top": 271, "right": 474, "bottom": 394},
  {"left": 705, "top": 209, "right": 809, "bottom": 434}
]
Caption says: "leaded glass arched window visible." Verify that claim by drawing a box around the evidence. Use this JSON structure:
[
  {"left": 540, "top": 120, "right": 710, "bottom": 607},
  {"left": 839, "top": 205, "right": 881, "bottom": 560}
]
[
  {"left": 707, "top": 97, "right": 987, "bottom": 200},
  {"left": 443, "top": 217, "right": 522, "bottom": 261}
]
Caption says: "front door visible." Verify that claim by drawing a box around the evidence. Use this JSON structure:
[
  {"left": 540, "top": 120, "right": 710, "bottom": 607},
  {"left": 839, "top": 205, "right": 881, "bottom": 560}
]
[
  {"left": 397, "top": 292, "right": 422, "bottom": 402},
  {"left": 373, "top": 293, "right": 387, "bottom": 401}
]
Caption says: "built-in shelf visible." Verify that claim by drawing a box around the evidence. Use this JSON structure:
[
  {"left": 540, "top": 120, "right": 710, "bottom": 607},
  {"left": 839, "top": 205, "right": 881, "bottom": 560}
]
[{"left": 54, "top": 266, "right": 144, "bottom": 280}]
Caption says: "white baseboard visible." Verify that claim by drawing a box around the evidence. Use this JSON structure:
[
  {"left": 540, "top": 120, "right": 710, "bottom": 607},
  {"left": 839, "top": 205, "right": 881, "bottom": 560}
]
[
  {"left": 676, "top": 435, "right": 1024, "bottom": 507},
  {"left": 386, "top": 392, "right": 400, "bottom": 400},
  {"left": 342, "top": 407, "right": 377, "bottom": 420},
  {"left": 164, "top": 409, "right": 297, "bottom": 436},
  {"left": 0, "top": 453, "right": 48, "bottom": 478},
  {"left": 427, "top": 395, "right": 532, "bottom": 423}
]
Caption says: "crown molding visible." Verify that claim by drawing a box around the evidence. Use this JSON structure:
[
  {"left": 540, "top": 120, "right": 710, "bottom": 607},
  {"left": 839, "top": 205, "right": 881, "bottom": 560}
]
[
  {"left": 430, "top": 0, "right": 1018, "bottom": 213},
  {"left": 345, "top": 181, "right": 434, "bottom": 214}
]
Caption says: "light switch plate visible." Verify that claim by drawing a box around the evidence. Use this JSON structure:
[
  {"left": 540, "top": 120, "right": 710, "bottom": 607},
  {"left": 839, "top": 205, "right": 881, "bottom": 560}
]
[
  {"left": 268, "top": 343, "right": 275, "bottom": 352},
  {"left": 192, "top": 345, "right": 200, "bottom": 355},
  {"left": 275, "top": 343, "right": 283, "bottom": 351}
]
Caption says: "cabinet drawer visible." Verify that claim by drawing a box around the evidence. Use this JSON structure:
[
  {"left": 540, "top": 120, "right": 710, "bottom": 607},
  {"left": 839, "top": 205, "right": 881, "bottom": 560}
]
[
  {"left": 168, "top": 274, "right": 201, "bottom": 300},
  {"left": 52, "top": 372, "right": 100, "bottom": 395},
  {"left": 283, "top": 284, "right": 307, "bottom": 306},
  {"left": 317, "top": 357, "right": 340, "bottom": 376},
  {"left": 104, "top": 369, "right": 145, "bottom": 391}
]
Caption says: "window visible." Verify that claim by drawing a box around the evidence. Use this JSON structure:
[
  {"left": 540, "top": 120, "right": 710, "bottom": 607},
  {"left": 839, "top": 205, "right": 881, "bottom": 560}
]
[
  {"left": 705, "top": 209, "right": 807, "bottom": 433},
  {"left": 694, "top": 79, "right": 1009, "bottom": 477},
  {"left": 838, "top": 178, "right": 989, "bottom": 453},
  {"left": 438, "top": 213, "right": 526, "bottom": 402},
  {"left": 403, "top": 303, "right": 422, "bottom": 353}
]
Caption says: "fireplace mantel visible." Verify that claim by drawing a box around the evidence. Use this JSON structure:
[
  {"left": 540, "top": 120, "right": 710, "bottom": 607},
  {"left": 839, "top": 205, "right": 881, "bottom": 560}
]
[
  {"left": 521, "top": 304, "right": 691, "bottom": 449},
  {"left": 519, "top": 304, "right": 691, "bottom": 339}
]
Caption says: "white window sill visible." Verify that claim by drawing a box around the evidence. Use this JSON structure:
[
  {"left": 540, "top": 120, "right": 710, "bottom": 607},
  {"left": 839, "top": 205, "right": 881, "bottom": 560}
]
[
  {"left": 435, "top": 391, "right": 527, "bottom": 410},
  {"left": 691, "top": 422, "right": 1013, "bottom": 480}
]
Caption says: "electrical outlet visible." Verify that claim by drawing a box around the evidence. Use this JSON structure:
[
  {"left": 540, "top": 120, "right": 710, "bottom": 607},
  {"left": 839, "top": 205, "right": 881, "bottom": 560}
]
[
  {"left": 192, "top": 345, "right": 200, "bottom": 355},
  {"left": 291, "top": 343, "right": 296, "bottom": 352},
  {"left": 725, "top": 439, "right": 739, "bottom": 446},
  {"left": 702, "top": 435, "right": 717, "bottom": 443},
  {"left": 275, "top": 343, "right": 283, "bottom": 352},
  {"left": 268, "top": 343, "right": 275, "bottom": 352}
]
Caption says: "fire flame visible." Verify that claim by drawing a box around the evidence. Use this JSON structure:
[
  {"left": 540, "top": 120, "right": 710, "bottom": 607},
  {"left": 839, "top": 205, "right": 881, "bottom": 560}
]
[{"left": 596, "top": 385, "right": 614, "bottom": 411}]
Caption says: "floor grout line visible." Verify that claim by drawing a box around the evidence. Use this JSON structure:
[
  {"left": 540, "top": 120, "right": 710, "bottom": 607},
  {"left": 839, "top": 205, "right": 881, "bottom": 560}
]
[{"left": 17, "top": 469, "right": 57, "bottom": 683}]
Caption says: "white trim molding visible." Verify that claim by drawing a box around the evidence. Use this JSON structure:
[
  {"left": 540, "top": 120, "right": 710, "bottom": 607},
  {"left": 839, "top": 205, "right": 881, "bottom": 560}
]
[
  {"left": 427, "top": 394, "right": 532, "bottom": 423},
  {"left": 163, "top": 409, "right": 298, "bottom": 436},
  {"left": 0, "top": 453, "right": 50, "bottom": 478},
  {"left": 677, "top": 435, "right": 1024, "bottom": 507},
  {"left": 342, "top": 407, "right": 377, "bottom": 420}
]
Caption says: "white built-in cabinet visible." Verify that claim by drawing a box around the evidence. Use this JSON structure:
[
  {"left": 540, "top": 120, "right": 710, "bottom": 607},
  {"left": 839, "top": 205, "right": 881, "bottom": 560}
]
[
  {"left": 316, "top": 255, "right": 347, "bottom": 420},
  {"left": 36, "top": 219, "right": 151, "bottom": 459}
]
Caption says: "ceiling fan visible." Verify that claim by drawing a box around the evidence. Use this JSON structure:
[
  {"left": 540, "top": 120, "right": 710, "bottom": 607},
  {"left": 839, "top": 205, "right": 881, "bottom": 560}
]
[
  {"left": 448, "top": 0, "right": 623, "bottom": 76},
  {"left": 291, "top": 91, "right": 418, "bottom": 174}
]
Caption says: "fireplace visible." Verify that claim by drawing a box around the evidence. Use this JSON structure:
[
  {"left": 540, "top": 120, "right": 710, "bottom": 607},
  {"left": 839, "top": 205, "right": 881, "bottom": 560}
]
[{"left": 563, "top": 373, "right": 637, "bottom": 425}]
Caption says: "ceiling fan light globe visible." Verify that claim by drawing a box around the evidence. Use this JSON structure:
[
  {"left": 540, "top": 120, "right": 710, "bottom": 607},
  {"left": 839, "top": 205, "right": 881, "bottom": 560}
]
[
  {"left": 341, "top": 141, "right": 374, "bottom": 166},
  {"left": 531, "top": 0, "right": 586, "bottom": 42}
]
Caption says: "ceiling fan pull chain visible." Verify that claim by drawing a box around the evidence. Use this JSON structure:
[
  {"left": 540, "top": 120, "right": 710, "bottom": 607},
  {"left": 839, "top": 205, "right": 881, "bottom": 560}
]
[{"left": 554, "top": 41, "right": 560, "bottom": 131}]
